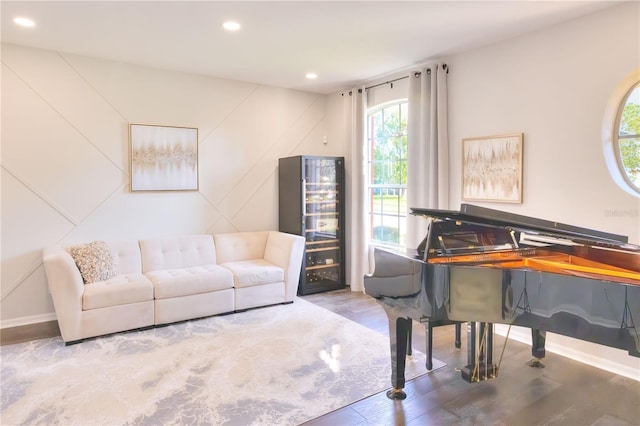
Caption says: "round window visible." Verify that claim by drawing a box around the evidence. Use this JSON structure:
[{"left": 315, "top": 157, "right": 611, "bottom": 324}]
[{"left": 603, "top": 70, "right": 640, "bottom": 197}]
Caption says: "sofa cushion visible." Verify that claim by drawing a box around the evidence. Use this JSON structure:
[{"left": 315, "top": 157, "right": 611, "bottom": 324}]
[
  {"left": 67, "top": 241, "right": 119, "bottom": 284},
  {"left": 140, "top": 235, "right": 217, "bottom": 272},
  {"left": 106, "top": 240, "right": 143, "bottom": 275},
  {"left": 221, "top": 259, "right": 284, "bottom": 288},
  {"left": 146, "top": 265, "right": 234, "bottom": 299},
  {"left": 82, "top": 273, "right": 153, "bottom": 310},
  {"left": 214, "top": 232, "right": 268, "bottom": 264}
]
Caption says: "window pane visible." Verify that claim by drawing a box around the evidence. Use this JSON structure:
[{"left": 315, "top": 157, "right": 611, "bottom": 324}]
[
  {"left": 619, "top": 137, "right": 640, "bottom": 188},
  {"left": 619, "top": 87, "right": 640, "bottom": 137},
  {"left": 369, "top": 188, "right": 383, "bottom": 213},
  {"left": 618, "top": 84, "right": 640, "bottom": 192},
  {"left": 366, "top": 100, "right": 408, "bottom": 248},
  {"left": 400, "top": 103, "right": 408, "bottom": 134}
]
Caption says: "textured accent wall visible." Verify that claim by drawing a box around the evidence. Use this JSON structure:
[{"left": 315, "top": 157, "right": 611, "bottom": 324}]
[{"left": 1, "top": 44, "right": 341, "bottom": 324}]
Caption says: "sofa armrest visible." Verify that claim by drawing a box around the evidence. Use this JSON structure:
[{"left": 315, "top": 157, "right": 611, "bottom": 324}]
[
  {"left": 42, "top": 246, "right": 84, "bottom": 342},
  {"left": 264, "top": 231, "right": 305, "bottom": 302}
]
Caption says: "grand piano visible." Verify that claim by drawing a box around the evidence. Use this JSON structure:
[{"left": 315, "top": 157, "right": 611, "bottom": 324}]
[{"left": 364, "top": 204, "right": 640, "bottom": 399}]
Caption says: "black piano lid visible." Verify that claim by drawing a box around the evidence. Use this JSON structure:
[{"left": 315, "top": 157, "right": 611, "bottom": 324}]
[{"left": 411, "top": 204, "right": 638, "bottom": 249}]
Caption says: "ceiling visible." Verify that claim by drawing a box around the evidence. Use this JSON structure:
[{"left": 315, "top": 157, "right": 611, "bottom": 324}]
[{"left": 0, "top": 1, "right": 623, "bottom": 94}]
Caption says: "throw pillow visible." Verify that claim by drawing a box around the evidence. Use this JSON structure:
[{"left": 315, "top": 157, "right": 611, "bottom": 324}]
[{"left": 67, "top": 241, "right": 119, "bottom": 284}]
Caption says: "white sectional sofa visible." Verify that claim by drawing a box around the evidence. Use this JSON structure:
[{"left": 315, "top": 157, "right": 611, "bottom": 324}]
[{"left": 42, "top": 231, "right": 305, "bottom": 344}]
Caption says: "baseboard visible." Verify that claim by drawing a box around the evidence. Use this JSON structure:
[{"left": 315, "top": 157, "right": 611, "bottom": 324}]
[
  {"left": 1, "top": 312, "right": 58, "bottom": 329},
  {"left": 495, "top": 324, "right": 640, "bottom": 382}
]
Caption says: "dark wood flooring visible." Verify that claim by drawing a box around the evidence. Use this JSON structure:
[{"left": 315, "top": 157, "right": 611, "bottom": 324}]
[
  {"left": 2, "top": 289, "right": 638, "bottom": 425},
  {"left": 301, "top": 289, "right": 640, "bottom": 426},
  {"left": 1, "top": 320, "right": 60, "bottom": 346}
]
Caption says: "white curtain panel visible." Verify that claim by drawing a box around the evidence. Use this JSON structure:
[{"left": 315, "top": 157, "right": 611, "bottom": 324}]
[
  {"left": 348, "top": 87, "right": 368, "bottom": 292},
  {"left": 406, "top": 65, "right": 450, "bottom": 248}
]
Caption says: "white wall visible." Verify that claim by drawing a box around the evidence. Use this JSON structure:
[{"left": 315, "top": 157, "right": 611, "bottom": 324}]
[
  {"left": 446, "top": 3, "right": 640, "bottom": 243},
  {"left": 443, "top": 2, "right": 639, "bottom": 379},
  {"left": 0, "top": 44, "right": 346, "bottom": 325}
]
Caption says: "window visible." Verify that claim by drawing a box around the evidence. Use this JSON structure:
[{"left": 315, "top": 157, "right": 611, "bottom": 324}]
[
  {"left": 617, "top": 83, "right": 640, "bottom": 192},
  {"left": 366, "top": 101, "right": 408, "bottom": 247},
  {"left": 603, "top": 72, "right": 640, "bottom": 197}
]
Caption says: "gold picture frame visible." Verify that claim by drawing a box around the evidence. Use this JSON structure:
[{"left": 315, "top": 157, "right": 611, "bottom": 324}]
[
  {"left": 129, "top": 124, "right": 198, "bottom": 192},
  {"left": 462, "top": 133, "right": 523, "bottom": 203}
]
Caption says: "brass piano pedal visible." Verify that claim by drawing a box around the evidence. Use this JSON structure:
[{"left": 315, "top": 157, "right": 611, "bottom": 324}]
[
  {"left": 460, "top": 363, "right": 498, "bottom": 382},
  {"left": 526, "top": 357, "right": 545, "bottom": 368}
]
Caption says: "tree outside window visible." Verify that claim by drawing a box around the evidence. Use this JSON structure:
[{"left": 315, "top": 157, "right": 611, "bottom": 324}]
[
  {"left": 618, "top": 84, "right": 640, "bottom": 192},
  {"left": 367, "top": 101, "right": 408, "bottom": 247}
]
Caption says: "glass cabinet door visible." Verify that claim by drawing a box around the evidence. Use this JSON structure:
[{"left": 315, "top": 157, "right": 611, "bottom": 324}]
[
  {"left": 278, "top": 155, "right": 345, "bottom": 295},
  {"left": 303, "top": 157, "right": 344, "bottom": 292}
]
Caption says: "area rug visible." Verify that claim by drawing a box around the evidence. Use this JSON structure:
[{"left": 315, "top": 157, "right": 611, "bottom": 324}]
[{"left": 0, "top": 298, "right": 444, "bottom": 425}]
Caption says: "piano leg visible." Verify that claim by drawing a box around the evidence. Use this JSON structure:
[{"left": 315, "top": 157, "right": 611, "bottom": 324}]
[
  {"left": 386, "top": 315, "right": 411, "bottom": 400},
  {"left": 425, "top": 320, "right": 462, "bottom": 371},
  {"left": 426, "top": 322, "right": 433, "bottom": 371},
  {"left": 407, "top": 318, "right": 413, "bottom": 357},
  {"left": 526, "top": 329, "right": 546, "bottom": 368}
]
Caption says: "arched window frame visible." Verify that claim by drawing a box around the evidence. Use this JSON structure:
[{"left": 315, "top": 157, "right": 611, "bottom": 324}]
[
  {"left": 603, "top": 70, "right": 640, "bottom": 197},
  {"left": 365, "top": 99, "right": 409, "bottom": 249}
]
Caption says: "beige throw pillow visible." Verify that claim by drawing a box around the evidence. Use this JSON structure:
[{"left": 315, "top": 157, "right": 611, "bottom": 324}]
[{"left": 67, "top": 241, "right": 118, "bottom": 284}]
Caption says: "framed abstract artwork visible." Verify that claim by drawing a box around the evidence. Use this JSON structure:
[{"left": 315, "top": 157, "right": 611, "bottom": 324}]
[
  {"left": 462, "top": 133, "right": 523, "bottom": 203},
  {"left": 129, "top": 124, "right": 198, "bottom": 191}
]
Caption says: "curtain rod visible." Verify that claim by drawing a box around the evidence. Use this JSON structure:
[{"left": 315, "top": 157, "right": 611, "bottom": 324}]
[
  {"left": 343, "top": 63, "right": 448, "bottom": 96},
  {"left": 365, "top": 75, "right": 410, "bottom": 91},
  {"left": 342, "top": 75, "right": 413, "bottom": 96}
]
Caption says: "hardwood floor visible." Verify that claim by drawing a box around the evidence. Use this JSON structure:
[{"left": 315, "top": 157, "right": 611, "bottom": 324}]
[
  {"left": 301, "top": 289, "right": 640, "bottom": 426},
  {"left": 2, "top": 289, "right": 638, "bottom": 425},
  {"left": 0, "top": 320, "right": 60, "bottom": 346}
]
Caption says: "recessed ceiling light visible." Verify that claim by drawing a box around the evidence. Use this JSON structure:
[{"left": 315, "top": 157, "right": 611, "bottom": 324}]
[
  {"left": 305, "top": 73, "right": 318, "bottom": 80},
  {"left": 222, "top": 21, "right": 241, "bottom": 31},
  {"left": 14, "top": 17, "right": 35, "bottom": 27}
]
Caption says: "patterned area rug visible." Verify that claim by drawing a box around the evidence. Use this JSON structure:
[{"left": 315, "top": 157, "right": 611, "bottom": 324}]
[{"left": 0, "top": 298, "right": 444, "bottom": 425}]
